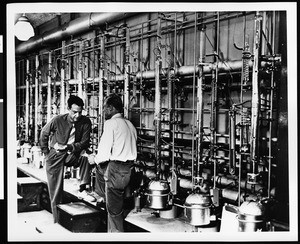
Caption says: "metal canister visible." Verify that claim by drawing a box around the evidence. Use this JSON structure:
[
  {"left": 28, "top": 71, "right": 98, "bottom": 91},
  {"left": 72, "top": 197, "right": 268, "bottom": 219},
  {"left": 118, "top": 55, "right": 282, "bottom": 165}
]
[
  {"left": 237, "top": 200, "right": 266, "bottom": 232},
  {"left": 31, "top": 145, "right": 43, "bottom": 168},
  {"left": 146, "top": 180, "right": 170, "bottom": 209},
  {"left": 21, "top": 142, "right": 31, "bottom": 159},
  {"left": 184, "top": 193, "right": 211, "bottom": 226}
]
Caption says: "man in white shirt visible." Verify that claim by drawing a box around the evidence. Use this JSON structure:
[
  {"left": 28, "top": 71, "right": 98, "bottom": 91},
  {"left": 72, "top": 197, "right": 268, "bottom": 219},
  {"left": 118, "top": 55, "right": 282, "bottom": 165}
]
[{"left": 88, "top": 93, "right": 137, "bottom": 232}]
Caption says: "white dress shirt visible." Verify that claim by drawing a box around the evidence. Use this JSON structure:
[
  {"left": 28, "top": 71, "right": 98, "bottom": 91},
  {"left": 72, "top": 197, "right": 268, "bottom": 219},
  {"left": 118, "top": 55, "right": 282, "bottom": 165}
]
[{"left": 95, "top": 113, "right": 137, "bottom": 164}]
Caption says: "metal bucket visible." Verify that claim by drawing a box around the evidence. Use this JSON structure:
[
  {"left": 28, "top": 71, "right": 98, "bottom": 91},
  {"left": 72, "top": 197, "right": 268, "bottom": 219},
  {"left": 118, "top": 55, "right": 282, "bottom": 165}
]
[
  {"left": 184, "top": 193, "right": 211, "bottom": 226},
  {"left": 237, "top": 213, "right": 265, "bottom": 232},
  {"left": 237, "top": 200, "right": 266, "bottom": 232},
  {"left": 31, "top": 146, "right": 43, "bottom": 168},
  {"left": 146, "top": 180, "right": 170, "bottom": 209},
  {"left": 146, "top": 189, "right": 170, "bottom": 209},
  {"left": 21, "top": 143, "right": 31, "bottom": 159},
  {"left": 185, "top": 204, "right": 210, "bottom": 226}
]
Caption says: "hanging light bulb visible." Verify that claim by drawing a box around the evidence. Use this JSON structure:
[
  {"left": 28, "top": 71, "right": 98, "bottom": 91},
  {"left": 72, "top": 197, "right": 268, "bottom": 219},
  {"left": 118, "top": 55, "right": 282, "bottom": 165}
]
[{"left": 15, "top": 14, "right": 35, "bottom": 41}]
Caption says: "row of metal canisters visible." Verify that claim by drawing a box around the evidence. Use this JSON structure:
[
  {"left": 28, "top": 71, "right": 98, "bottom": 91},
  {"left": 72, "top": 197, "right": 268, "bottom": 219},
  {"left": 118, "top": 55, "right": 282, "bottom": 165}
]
[{"left": 146, "top": 179, "right": 266, "bottom": 231}]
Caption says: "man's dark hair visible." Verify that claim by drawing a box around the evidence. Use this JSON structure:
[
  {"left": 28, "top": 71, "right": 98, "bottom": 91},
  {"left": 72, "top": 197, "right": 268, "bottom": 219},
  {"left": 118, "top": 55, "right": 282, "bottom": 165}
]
[
  {"left": 105, "top": 93, "right": 123, "bottom": 113},
  {"left": 67, "top": 95, "right": 84, "bottom": 108}
]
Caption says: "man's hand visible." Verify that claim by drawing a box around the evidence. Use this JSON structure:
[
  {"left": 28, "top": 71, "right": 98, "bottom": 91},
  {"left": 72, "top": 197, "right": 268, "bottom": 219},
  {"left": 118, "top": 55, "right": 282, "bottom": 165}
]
[
  {"left": 54, "top": 143, "right": 67, "bottom": 152},
  {"left": 87, "top": 154, "right": 96, "bottom": 165}
]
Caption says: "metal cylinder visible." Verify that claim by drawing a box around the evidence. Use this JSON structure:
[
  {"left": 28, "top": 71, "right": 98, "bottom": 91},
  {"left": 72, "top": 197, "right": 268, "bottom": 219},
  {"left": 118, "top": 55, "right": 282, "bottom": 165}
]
[
  {"left": 184, "top": 193, "right": 211, "bottom": 226},
  {"left": 21, "top": 142, "right": 31, "bottom": 159},
  {"left": 146, "top": 179, "right": 170, "bottom": 209},
  {"left": 237, "top": 200, "right": 266, "bottom": 232},
  {"left": 31, "top": 145, "right": 43, "bottom": 168}
]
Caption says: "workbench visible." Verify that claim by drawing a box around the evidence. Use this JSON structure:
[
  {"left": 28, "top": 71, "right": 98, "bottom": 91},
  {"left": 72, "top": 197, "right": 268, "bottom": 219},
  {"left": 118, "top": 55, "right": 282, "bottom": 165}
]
[
  {"left": 17, "top": 160, "right": 101, "bottom": 208},
  {"left": 17, "top": 160, "right": 219, "bottom": 233},
  {"left": 125, "top": 207, "right": 219, "bottom": 232}
]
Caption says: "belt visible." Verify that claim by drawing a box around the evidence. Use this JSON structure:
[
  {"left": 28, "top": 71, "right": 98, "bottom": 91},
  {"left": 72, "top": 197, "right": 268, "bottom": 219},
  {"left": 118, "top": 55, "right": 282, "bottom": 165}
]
[{"left": 114, "top": 160, "right": 134, "bottom": 164}]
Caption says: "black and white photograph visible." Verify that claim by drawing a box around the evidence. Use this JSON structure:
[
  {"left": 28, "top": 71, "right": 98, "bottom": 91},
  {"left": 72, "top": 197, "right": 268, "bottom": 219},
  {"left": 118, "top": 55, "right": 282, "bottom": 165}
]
[{"left": 5, "top": 2, "right": 298, "bottom": 242}]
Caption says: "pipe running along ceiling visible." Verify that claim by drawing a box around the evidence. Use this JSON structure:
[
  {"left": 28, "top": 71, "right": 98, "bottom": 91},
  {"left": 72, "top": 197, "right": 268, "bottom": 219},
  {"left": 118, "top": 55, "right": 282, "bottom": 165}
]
[{"left": 15, "top": 12, "right": 137, "bottom": 56}]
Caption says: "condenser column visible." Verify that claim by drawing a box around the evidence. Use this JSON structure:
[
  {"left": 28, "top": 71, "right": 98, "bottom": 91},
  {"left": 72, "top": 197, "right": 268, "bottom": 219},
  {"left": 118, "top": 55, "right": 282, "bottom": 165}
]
[
  {"left": 25, "top": 59, "right": 30, "bottom": 141},
  {"left": 249, "top": 11, "right": 262, "bottom": 183},
  {"left": 34, "top": 55, "right": 39, "bottom": 144},
  {"left": 154, "top": 16, "right": 162, "bottom": 178},
  {"left": 124, "top": 27, "right": 130, "bottom": 119},
  {"left": 60, "top": 41, "right": 66, "bottom": 114},
  {"left": 196, "top": 25, "right": 206, "bottom": 181},
  {"left": 98, "top": 35, "right": 105, "bottom": 138},
  {"left": 78, "top": 42, "right": 84, "bottom": 100},
  {"left": 47, "top": 52, "right": 52, "bottom": 122}
]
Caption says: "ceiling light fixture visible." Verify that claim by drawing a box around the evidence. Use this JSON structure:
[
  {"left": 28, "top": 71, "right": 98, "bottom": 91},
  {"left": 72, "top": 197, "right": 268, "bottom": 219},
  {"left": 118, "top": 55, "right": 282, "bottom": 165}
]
[{"left": 15, "top": 14, "right": 35, "bottom": 41}]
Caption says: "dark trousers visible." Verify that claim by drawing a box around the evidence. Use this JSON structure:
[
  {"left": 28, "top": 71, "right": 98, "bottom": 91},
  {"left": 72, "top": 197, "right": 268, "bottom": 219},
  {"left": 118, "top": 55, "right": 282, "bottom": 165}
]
[
  {"left": 95, "top": 160, "right": 133, "bottom": 232},
  {"left": 45, "top": 148, "right": 92, "bottom": 223}
]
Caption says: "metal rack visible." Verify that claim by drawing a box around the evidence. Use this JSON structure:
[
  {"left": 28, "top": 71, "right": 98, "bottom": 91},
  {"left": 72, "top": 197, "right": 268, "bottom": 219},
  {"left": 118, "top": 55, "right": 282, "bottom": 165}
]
[{"left": 15, "top": 11, "right": 285, "bottom": 230}]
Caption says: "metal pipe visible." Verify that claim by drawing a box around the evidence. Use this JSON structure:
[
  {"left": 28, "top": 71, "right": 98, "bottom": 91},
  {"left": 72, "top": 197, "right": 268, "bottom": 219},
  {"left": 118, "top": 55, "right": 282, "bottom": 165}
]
[
  {"left": 191, "top": 12, "right": 197, "bottom": 187},
  {"left": 228, "top": 106, "right": 236, "bottom": 175},
  {"left": 249, "top": 11, "right": 262, "bottom": 179},
  {"left": 267, "top": 11, "right": 276, "bottom": 198},
  {"left": 98, "top": 35, "right": 105, "bottom": 139},
  {"left": 169, "top": 13, "right": 178, "bottom": 195},
  {"left": 154, "top": 16, "right": 162, "bottom": 178},
  {"left": 16, "top": 12, "right": 136, "bottom": 56},
  {"left": 47, "top": 53, "right": 52, "bottom": 122},
  {"left": 211, "top": 12, "right": 220, "bottom": 189},
  {"left": 138, "top": 22, "right": 144, "bottom": 141},
  {"left": 25, "top": 59, "right": 30, "bottom": 141},
  {"left": 197, "top": 25, "right": 206, "bottom": 178},
  {"left": 109, "top": 59, "right": 270, "bottom": 82},
  {"left": 34, "top": 55, "right": 39, "bottom": 144},
  {"left": 60, "top": 41, "right": 66, "bottom": 114},
  {"left": 238, "top": 13, "right": 249, "bottom": 206},
  {"left": 124, "top": 27, "right": 130, "bottom": 119},
  {"left": 29, "top": 63, "right": 34, "bottom": 140},
  {"left": 78, "top": 42, "right": 84, "bottom": 100},
  {"left": 168, "top": 35, "right": 176, "bottom": 194}
]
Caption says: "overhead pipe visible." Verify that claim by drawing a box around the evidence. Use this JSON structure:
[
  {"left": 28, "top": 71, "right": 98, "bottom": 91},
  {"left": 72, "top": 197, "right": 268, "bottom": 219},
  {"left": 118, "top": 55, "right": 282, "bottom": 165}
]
[
  {"left": 16, "top": 60, "right": 276, "bottom": 90},
  {"left": 16, "top": 12, "right": 137, "bottom": 56},
  {"left": 109, "top": 59, "right": 273, "bottom": 82}
]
